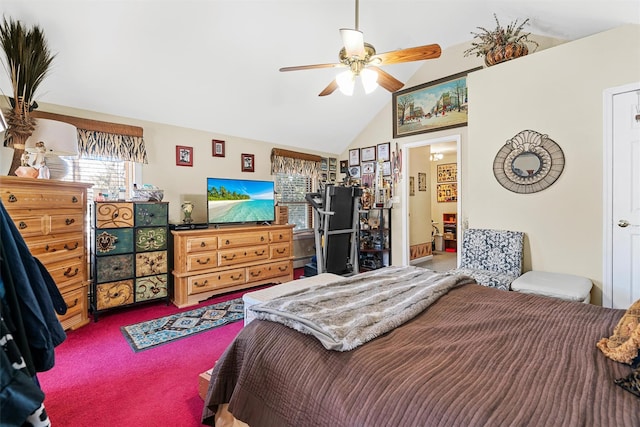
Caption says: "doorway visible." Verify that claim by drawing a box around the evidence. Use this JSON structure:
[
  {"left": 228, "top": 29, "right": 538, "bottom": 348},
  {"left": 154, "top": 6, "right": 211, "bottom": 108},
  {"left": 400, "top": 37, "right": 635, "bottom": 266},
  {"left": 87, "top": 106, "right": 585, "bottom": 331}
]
[
  {"left": 401, "top": 135, "right": 461, "bottom": 267},
  {"left": 603, "top": 82, "right": 640, "bottom": 309}
]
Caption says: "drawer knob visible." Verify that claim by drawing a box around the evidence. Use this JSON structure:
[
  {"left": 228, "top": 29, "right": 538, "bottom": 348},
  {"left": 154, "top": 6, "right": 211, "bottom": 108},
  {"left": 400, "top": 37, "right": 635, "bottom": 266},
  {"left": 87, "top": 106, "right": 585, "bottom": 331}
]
[
  {"left": 278, "top": 266, "right": 288, "bottom": 272},
  {"left": 231, "top": 274, "right": 242, "bottom": 280},
  {"left": 222, "top": 254, "right": 236, "bottom": 260},
  {"left": 261, "top": 236, "right": 265, "bottom": 241},
  {"left": 200, "top": 241, "right": 206, "bottom": 247},
  {"left": 71, "top": 196, "right": 78, "bottom": 203},
  {"left": 276, "top": 248, "right": 286, "bottom": 254},
  {"left": 45, "top": 244, "right": 55, "bottom": 252},
  {"left": 18, "top": 221, "right": 27, "bottom": 229},
  {"left": 255, "top": 250, "right": 265, "bottom": 256},
  {"left": 64, "top": 267, "right": 79, "bottom": 277},
  {"left": 65, "top": 218, "right": 75, "bottom": 225},
  {"left": 196, "top": 257, "right": 211, "bottom": 265},
  {"left": 250, "top": 271, "right": 262, "bottom": 277},
  {"left": 67, "top": 298, "right": 79, "bottom": 308},
  {"left": 8, "top": 194, "right": 17, "bottom": 203},
  {"left": 225, "top": 239, "right": 230, "bottom": 245}
]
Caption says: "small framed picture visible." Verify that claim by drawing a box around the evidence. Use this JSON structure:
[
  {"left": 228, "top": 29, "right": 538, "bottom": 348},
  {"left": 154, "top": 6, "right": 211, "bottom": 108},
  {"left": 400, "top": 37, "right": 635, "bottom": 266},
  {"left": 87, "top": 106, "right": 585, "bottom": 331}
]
[
  {"left": 382, "top": 161, "right": 391, "bottom": 176},
  {"left": 340, "top": 160, "right": 348, "bottom": 173},
  {"left": 349, "top": 165, "right": 361, "bottom": 178},
  {"left": 241, "top": 153, "right": 255, "bottom": 172},
  {"left": 349, "top": 149, "right": 360, "bottom": 166},
  {"left": 377, "top": 142, "right": 390, "bottom": 162},
  {"left": 361, "top": 146, "right": 376, "bottom": 162},
  {"left": 176, "top": 145, "right": 193, "bottom": 167},
  {"left": 212, "top": 139, "right": 225, "bottom": 157},
  {"left": 362, "top": 162, "right": 375, "bottom": 174}
]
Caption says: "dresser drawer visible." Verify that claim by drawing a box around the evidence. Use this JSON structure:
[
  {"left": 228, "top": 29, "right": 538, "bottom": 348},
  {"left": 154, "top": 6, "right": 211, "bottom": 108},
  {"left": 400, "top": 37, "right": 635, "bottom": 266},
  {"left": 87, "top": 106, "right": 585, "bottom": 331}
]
[
  {"left": 95, "top": 202, "right": 134, "bottom": 228},
  {"left": 50, "top": 212, "right": 84, "bottom": 234},
  {"left": 8, "top": 214, "right": 46, "bottom": 237},
  {"left": 1, "top": 187, "right": 85, "bottom": 210},
  {"left": 58, "top": 285, "right": 89, "bottom": 330},
  {"left": 186, "top": 251, "right": 218, "bottom": 272},
  {"left": 95, "top": 280, "right": 134, "bottom": 310},
  {"left": 135, "top": 274, "right": 168, "bottom": 302},
  {"left": 247, "top": 260, "right": 292, "bottom": 281},
  {"left": 188, "top": 268, "right": 245, "bottom": 295},
  {"left": 135, "top": 203, "right": 168, "bottom": 226},
  {"left": 95, "top": 254, "right": 134, "bottom": 284},
  {"left": 136, "top": 250, "right": 168, "bottom": 277},
  {"left": 218, "top": 245, "right": 269, "bottom": 267},
  {"left": 135, "top": 227, "right": 167, "bottom": 252},
  {"left": 270, "top": 242, "right": 291, "bottom": 259},
  {"left": 48, "top": 258, "right": 86, "bottom": 290},
  {"left": 218, "top": 231, "right": 269, "bottom": 249},
  {"left": 186, "top": 236, "right": 218, "bottom": 253},
  {"left": 269, "top": 229, "right": 292, "bottom": 243},
  {"left": 95, "top": 228, "right": 134, "bottom": 256},
  {"left": 27, "top": 234, "right": 84, "bottom": 263}
]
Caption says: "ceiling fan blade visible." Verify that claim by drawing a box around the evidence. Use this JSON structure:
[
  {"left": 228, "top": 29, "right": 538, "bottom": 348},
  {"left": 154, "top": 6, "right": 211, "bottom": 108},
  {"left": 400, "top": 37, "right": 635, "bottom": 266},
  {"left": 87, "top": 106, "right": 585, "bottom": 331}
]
[
  {"left": 370, "top": 66, "right": 404, "bottom": 93},
  {"left": 372, "top": 44, "right": 442, "bottom": 65},
  {"left": 340, "top": 28, "right": 365, "bottom": 58},
  {"left": 280, "top": 62, "right": 343, "bottom": 72},
  {"left": 319, "top": 80, "right": 339, "bottom": 97}
]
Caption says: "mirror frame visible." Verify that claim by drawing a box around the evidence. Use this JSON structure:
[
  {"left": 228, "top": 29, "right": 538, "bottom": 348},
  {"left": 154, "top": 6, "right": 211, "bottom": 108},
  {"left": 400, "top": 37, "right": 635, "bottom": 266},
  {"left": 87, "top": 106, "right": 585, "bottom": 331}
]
[{"left": 493, "top": 130, "right": 565, "bottom": 194}]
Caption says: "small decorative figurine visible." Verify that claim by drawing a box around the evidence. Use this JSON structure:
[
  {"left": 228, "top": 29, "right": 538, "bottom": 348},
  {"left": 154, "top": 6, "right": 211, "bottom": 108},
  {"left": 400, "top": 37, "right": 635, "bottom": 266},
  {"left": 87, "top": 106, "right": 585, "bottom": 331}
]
[{"left": 181, "top": 201, "right": 194, "bottom": 223}]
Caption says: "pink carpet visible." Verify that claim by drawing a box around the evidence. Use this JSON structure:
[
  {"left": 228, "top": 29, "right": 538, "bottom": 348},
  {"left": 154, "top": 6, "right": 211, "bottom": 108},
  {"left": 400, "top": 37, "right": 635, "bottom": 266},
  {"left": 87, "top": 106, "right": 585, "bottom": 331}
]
[{"left": 38, "top": 290, "right": 246, "bottom": 427}]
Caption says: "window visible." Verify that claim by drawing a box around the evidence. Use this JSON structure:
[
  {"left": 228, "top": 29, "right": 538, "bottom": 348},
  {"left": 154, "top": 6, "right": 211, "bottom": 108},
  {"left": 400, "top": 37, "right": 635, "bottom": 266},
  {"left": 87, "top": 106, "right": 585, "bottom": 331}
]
[
  {"left": 59, "top": 157, "right": 135, "bottom": 203},
  {"left": 274, "top": 173, "right": 313, "bottom": 231}
]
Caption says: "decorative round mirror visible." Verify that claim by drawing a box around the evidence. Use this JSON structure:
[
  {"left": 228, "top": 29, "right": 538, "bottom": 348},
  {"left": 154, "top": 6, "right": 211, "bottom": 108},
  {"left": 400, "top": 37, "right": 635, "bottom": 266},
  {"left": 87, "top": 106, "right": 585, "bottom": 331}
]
[{"left": 493, "top": 130, "right": 565, "bottom": 194}]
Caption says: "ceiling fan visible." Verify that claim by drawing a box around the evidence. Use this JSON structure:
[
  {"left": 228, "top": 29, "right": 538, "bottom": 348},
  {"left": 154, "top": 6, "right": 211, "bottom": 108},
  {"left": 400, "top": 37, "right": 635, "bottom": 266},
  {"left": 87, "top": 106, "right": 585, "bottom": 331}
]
[{"left": 279, "top": 0, "right": 441, "bottom": 96}]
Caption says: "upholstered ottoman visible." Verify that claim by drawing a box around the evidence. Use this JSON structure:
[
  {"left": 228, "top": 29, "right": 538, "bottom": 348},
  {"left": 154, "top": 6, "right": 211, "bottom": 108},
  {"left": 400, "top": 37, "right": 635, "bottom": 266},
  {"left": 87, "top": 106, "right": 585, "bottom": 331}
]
[
  {"left": 243, "top": 273, "right": 343, "bottom": 325},
  {"left": 511, "top": 271, "right": 592, "bottom": 303}
]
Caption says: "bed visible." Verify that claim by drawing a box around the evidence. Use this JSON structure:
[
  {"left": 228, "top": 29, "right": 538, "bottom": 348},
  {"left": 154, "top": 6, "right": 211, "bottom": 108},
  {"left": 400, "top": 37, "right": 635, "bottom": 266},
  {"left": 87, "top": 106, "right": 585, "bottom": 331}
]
[{"left": 202, "top": 266, "right": 639, "bottom": 426}]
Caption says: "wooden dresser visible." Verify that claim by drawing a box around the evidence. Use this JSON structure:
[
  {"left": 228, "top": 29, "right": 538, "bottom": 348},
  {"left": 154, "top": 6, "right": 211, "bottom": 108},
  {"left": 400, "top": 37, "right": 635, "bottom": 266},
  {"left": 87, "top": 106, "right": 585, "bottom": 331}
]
[
  {"left": 0, "top": 176, "right": 92, "bottom": 330},
  {"left": 171, "top": 224, "right": 294, "bottom": 308}
]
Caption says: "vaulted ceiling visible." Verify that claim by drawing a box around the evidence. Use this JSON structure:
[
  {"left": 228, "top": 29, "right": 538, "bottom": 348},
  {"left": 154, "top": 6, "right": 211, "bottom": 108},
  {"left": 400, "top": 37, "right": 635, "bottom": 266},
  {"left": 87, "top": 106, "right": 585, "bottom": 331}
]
[{"left": 2, "top": 1, "right": 638, "bottom": 154}]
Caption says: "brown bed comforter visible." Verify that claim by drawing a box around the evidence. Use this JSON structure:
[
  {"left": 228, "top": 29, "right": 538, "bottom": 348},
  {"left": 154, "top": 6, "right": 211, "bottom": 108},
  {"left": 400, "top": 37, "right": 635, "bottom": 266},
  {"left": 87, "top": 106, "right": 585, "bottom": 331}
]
[{"left": 203, "top": 283, "right": 639, "bottom": 427}]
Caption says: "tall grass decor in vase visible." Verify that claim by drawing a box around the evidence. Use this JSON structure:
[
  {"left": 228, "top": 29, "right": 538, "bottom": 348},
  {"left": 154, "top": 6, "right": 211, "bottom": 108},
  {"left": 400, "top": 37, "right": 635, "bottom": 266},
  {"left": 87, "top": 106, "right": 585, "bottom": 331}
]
[{"left": 0, "top": 17, "right": 56, "bottom": 176}]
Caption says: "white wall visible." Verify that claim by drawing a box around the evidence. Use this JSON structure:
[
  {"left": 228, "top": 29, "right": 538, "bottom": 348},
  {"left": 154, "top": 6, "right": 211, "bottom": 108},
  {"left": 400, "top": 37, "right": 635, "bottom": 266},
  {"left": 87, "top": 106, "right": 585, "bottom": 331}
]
[
  {"left": 408, "top": 145, "right": 431, "bottom": 247},
  {"left": 466, "top": 24, "right": 640, "bottom": 305}
]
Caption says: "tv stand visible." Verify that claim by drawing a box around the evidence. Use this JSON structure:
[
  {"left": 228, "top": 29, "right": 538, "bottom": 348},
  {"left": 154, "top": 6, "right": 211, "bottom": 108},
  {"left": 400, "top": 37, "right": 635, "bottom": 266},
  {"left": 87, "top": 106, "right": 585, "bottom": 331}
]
[{"left": 171, "top": 223, "right": 294, "bottom": 308}]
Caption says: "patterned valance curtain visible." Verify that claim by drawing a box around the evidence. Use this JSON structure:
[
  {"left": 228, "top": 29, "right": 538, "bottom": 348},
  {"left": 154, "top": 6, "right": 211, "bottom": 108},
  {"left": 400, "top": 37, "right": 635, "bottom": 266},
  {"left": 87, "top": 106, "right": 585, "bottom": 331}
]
[
  {"left": 32, "top": 111, "right": 147, "bottom": 163},
  {"left": 77, "top": 129, "right": 147, "bottom": 163},
  {"left": 271, "top": 148, "right": 321, "bottom": 178}
]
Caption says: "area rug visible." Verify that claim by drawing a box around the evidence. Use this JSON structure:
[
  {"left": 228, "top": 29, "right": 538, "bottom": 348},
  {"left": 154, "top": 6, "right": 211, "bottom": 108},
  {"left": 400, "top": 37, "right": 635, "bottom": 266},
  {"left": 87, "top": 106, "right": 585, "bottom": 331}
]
[{"left": 121, "top": 298, "right": 244, "bottom": 352}]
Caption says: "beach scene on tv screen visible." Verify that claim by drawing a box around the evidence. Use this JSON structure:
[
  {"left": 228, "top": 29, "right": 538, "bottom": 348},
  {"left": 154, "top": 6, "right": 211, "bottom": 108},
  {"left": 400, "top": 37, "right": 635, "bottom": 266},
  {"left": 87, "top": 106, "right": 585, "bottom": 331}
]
[{"left": 207, "top": 179, "right": 274, "bottom": 223}]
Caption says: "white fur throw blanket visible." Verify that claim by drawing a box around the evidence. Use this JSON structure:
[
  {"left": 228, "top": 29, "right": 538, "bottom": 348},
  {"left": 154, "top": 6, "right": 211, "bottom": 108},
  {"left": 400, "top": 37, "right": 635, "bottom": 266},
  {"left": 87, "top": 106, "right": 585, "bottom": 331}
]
[{"left": 250, "top": 266, "right": 475, "bottom": 351}]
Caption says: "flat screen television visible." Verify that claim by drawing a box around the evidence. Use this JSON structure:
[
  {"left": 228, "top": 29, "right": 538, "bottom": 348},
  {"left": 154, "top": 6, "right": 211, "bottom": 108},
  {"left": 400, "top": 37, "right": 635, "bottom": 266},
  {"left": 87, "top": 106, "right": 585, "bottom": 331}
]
[{"left": 207, "top": 177, "right": 275, "bottom": 225}]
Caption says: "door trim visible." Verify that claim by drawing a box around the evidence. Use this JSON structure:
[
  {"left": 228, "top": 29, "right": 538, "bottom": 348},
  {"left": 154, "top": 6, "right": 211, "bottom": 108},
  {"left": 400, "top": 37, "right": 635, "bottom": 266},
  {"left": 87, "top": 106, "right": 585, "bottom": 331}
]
[
  {"left": 401, "top": 134, "right": 461, "bottom": 266},
  {"left": 602, "top": 81, "right": 640, "bottom": 308}
]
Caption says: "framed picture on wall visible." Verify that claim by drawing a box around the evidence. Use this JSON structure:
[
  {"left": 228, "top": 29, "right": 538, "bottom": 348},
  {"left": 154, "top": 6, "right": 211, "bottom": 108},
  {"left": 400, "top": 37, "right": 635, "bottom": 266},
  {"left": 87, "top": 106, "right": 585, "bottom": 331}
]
[
  {"left": 418, "top": 172, "right": 427, "bottom": 191},
  {"left": 241, "top": 153, "right": 255, "bottom": 172},
  {"left": 437, "top": 183, "right": 457, "bottom": 203},
  {"left": 377, "top": 142, "right": 391, "bottom": 162},
  {"left": 437, "top": 163, "right": 457, "bottom": 182},
  {"left": 349, "top": 149, "right": 360, "bottom": 166},
  {"left": 176, "top": 145, "right": 193, "bottom": 167},
  {"left": 212, "top": 139, "right": 225, "bottom": 157},
  {"left": 409, "top": 176, "right": 415, "bottom": 196},
  {"left": 361, "top": 146, "right": 376, "bottom": 162},
  {"left": 392, "top": 67, "right": 482, "bottom": 138}
]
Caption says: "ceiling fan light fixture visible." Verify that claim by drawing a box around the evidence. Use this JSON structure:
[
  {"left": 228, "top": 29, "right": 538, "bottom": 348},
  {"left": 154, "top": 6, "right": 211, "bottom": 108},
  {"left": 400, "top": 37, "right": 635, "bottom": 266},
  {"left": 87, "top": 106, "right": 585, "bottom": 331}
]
[
  {"left": 336, "top": 70, "right": 355, "bottom": 96},
  {"left": 360, "top": 68, "right": 378, "bottom": 94}
]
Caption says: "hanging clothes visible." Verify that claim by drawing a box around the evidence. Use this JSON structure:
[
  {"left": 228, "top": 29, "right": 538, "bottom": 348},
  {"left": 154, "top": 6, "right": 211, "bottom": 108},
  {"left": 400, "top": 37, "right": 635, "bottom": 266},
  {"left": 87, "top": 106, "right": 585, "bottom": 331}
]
[{"left": 0, "top": 200, "right": 67, "bottom": 426}]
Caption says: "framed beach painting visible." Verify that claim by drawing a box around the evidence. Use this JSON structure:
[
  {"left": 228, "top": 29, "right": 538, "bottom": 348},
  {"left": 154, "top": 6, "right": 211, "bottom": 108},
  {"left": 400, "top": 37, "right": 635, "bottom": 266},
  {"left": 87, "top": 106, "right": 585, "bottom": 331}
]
[{"left": 392, "top": 67, "right": 481, "bottom": 138}]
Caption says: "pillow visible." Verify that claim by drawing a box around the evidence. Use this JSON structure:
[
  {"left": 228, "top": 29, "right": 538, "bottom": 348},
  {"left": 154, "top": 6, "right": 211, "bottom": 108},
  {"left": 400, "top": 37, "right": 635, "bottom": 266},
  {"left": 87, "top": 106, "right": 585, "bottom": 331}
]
[
  {"left": 614, "top": 367, "right": 640, "bottom": 398},
  {"left": 597, "top": 299, "right": 640, "bottom": 365}
]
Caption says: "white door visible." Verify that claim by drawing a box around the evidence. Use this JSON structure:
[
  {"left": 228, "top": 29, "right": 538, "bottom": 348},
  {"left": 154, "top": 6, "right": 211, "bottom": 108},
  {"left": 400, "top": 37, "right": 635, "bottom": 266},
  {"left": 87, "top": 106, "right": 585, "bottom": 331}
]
[{"left": 611, "top": 88, "right": 640, "bottom": 308}]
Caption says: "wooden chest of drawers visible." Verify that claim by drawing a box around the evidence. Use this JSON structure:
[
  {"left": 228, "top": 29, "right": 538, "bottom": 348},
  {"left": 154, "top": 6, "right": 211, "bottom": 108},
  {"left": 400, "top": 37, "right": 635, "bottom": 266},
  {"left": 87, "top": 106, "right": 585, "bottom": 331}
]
[
  {"left": 91, "top": 201, "right": 170, "bottom": 319},
  {"left": 0, "top": 176, "right": 92, "bottom": 330},
  {"left": 171, "top": 224, "right": 294, "bottom": 308}
]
